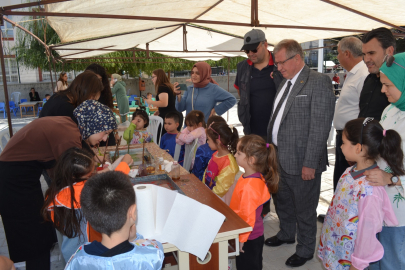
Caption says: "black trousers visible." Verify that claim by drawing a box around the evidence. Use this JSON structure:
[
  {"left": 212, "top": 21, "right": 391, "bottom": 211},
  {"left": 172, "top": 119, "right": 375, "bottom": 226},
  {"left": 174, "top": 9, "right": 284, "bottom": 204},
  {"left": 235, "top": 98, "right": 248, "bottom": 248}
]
[
  {"left": 333, "top": 132, "right": 350, "bottom": 191},
  {"left": 236, "top": 235, "right": 264, "bottom": 270}
]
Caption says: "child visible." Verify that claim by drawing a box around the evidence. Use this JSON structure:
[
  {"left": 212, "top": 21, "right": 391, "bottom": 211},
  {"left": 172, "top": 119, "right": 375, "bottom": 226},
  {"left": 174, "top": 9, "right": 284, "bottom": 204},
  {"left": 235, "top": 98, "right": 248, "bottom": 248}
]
[
  {"left": 145, "top": 92, "right": 153, "bottom": 107},
  {"left": 318, "top": 118, "right": 399, "bottom": 270},
  {"left": 65, "top": 171, "right": 164, "bottom": 269},
  {"left": 124, "top": 109, "right": 153, "bottom": 144},
  {"left": 42, "top": 147, "right": 132, "bottom": 263},
  {"left": 45, "top": 94, "right": 51, "bottom": 101},
  {"left": 176, "top": 110, "right": 206, "bottom": 147},
  {"left": 203, "top": 121, "right": 239, "bottom": 198},
  {"left": 231, "top": 135, "right": 279, "bottom": 270},
  {"left": 160, "top": 112, "right": 180, "bottom": 157},
  {"left": 192, "top": 115, "right": 226, "bottom": 181}
]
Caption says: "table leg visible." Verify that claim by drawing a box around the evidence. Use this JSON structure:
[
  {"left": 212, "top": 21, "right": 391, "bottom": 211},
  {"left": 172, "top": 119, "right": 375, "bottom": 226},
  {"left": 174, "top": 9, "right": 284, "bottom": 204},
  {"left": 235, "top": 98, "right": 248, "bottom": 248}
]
[
  {"left": 178, "top": 251, "right": 190, "bottom": 270},
  {"left": 33, "top": 105, "right": 36, "bottom": 117},
  {"left": 20, "top": 106, "right": 22, "bottom": 118},
  {"left": 218, "top": 240, "right": 228, "bottom": 270}
]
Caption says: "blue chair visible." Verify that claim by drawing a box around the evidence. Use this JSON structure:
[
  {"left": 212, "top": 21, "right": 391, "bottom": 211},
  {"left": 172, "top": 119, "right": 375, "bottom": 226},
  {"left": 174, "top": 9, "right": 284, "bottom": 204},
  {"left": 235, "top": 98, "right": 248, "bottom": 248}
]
[
  {"left": 0, "top": 102, "right": 5, "bottom": 118},
  {"left": 8, "top": 101, "right": 18, "bottom": 116},
  {"left": 131, "top": 95, "right": 137, "bottom": 98},
  {"left": 38, "top": 98, "right": 47, "bottom": 114},
  {"left": 128, "top": 96, "right": 134, "bottom": 106},
  {"left": 20, "top": 99, "right": 29, "bottom": 112}
]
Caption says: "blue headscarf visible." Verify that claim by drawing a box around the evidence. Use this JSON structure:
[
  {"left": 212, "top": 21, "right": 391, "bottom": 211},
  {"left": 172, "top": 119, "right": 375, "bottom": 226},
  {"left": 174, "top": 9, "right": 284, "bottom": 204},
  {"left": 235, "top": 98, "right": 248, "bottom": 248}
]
[{"left": 73, "top": 100, "right": 117, "bottom": 140}]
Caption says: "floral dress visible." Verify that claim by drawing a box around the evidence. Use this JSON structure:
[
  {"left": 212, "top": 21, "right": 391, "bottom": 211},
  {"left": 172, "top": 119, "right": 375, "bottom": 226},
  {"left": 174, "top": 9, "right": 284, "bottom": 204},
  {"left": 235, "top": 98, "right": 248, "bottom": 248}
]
[{"left": 318, "top": 164, "right": 397, "bottom": 270}]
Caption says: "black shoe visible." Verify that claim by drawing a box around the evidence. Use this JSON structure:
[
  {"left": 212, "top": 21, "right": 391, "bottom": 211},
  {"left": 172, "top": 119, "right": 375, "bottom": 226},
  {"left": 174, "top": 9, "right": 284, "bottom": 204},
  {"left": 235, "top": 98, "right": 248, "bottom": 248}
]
[
  {"left": 285, "top": 253, "right": 313, "bottom": 267},
  {"left": 317, "top": 214, "right": 325, "bottom": 223},
  {"left": 264, "top": 235, "right": 295, "bottom": 247}
]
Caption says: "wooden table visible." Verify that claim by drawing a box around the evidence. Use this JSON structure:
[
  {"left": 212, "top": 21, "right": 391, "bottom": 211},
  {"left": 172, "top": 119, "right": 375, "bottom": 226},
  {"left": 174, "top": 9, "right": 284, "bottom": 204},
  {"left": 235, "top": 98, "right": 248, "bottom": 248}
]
[
  {"left": 19, "top": 101, "right": 41, "bottom": 118},
  {"left": 101, "top": 143, "right": 251, "bottom": 269}
]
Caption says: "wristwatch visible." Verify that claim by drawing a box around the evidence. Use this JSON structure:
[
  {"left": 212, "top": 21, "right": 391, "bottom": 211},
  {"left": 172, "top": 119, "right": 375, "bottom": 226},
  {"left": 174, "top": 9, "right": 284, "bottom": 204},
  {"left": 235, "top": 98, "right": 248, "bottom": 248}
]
[{"left": 389, "top": 175, "right": 400, "bottom": 186}]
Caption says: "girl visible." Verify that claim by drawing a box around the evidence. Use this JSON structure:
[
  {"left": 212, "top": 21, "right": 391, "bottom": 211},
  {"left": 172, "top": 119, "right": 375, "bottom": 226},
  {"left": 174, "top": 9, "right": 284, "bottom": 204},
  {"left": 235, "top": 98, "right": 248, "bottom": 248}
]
[
  {"left": 42, "top": 148, "right": 132, "bottom": 263},
  {"left": 203, "top": 121, "right": 239, "bottom": 198},
  {"left": 176, "top": 110, "right": 206, "bottom": 147},
  {"left": 231, "top": 135, "right": 279, "bottom": 270},
  {"left": 124, "top": 109, "right": 154, "bottom": 144},
  {"left": 318, "top": 118, "right": 400, "bottom": 270},
  {"left": 55, "top": 72, "right": 68, "bottom": 92}
]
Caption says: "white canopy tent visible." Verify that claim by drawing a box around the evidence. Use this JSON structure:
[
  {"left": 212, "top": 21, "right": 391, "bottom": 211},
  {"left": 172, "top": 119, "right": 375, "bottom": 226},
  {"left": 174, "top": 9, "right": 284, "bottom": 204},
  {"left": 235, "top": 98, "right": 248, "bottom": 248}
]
[{"left": 26, "top": 0, "right": 405, "bottom": 61}]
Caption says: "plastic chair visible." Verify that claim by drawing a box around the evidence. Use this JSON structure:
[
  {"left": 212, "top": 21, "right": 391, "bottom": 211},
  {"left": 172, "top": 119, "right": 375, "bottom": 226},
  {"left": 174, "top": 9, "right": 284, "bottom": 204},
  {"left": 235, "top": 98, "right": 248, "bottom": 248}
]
[
  {"left": 131, "top": 95, "right": 137, "bottom": 98},
  {"left": 173, "top": 144, "right": 181, "bottom": 161},
  {"left": 128, "top": 96, "right": 134, "bottom": 106},
  {"left": 0, "top": 102, "right": 5, "bottom": 118},
  {"left": 11, "top": 92, "right": 21, "bottom": 105},
  {"left": 0, "top": 127, "right": 21, "bottom": 151},
  {"left": 20, "top": 99, "right": 29, "bottom": 112},
  {"left": 8, "top": 101, "right": 18, "bottom": 116},
  {"left": 130, "top": 101, "right": 139, "bottom": 108},
  {"left": 146, "top": 116, "right": 163, "bottom": 145},
  {"left": 183, "top": 139, "right": 199, "bottom": 172}
]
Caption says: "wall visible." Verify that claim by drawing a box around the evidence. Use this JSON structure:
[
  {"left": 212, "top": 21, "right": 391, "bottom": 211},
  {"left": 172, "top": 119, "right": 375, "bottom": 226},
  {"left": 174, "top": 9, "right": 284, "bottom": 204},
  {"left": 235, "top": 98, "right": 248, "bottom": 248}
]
[{"left": 0, "top": 75, "right": 239, "bottom": 103}]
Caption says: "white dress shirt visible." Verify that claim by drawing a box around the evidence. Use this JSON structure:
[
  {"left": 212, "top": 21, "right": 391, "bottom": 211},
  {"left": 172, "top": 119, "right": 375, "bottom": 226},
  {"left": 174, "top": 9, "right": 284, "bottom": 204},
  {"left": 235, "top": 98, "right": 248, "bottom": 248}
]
[
  {"left": 333, "top": 61, "right": 369, "bottom": 130},
  {"left": 272, "top": 67, "right": 304, "bottom": 146}
]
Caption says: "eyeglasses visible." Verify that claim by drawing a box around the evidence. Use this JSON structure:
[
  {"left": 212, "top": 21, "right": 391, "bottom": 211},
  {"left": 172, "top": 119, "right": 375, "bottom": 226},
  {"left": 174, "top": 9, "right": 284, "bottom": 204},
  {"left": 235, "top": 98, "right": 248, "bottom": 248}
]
[
  {"left": 244, "top": 42, "right": 263, "bottom": 54},
  {"left": 359, "top": 117, "right": 374, "bottom": 150},
  {"left": 274, "top": 54, "right": 297, "bottom": 67},
  {"left": 384, "top": 55, "right": 405, "bottom": 70}
]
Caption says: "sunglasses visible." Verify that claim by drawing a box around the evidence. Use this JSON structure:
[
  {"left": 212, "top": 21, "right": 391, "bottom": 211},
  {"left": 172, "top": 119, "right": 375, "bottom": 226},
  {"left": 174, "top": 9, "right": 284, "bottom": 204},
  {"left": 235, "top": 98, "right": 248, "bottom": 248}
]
[
  {"left": 244, "top": 42, "right": 264, "bottom": 54},
  {"left": 385, "top": 55, "right": 405, "bottom": 70}
]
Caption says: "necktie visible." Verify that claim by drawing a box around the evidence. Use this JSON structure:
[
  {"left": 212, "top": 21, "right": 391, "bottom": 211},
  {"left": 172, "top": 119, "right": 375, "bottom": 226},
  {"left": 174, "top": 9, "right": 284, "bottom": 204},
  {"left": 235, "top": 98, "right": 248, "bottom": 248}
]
[{"left": 269, "top": 81, "right": 292, "bottom": 142}]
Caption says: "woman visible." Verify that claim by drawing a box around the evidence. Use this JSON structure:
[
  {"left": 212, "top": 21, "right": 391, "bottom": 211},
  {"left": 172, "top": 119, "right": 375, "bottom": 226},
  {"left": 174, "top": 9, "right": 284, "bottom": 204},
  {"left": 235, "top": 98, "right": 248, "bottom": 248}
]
[
  {"left": 29, "top": 87, "right": 40, "bottom": 101},
  {"left": 0, "top": 100, "right": 117, "bottom": 270},
  {"left": 39, "top": 70, "right": 101, "bottom": 124},
  {"left": 365, "top": 52, "right": 405, "bottom": 270},
  {"left": 55, "top": 72, "right": 68, "bottom": 92},
  {"left": 85, "top": 63, "right": 117, "bottom": 146},
  {"left": 111, "top": 73, "right": 129, "bottom": 123},
  {"left": 175, "top": 62, "right": 236, "bottom": 123},
  {"left": 145, "top": 69, "right": 183, "bottom": 133}
]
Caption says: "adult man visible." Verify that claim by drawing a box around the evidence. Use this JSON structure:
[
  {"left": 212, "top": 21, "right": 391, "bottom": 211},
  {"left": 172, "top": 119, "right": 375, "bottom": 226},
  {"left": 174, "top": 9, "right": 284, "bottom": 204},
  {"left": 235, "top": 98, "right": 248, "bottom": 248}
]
[
  {"left": 265, "top": 39, "right": 335, "bottom": 267},
  {"left": 235, "top": 29, "right": 283, "bottom": 138},
  {"left": 358, "top": 27, "right": 394, "bottom": 120},
  {"left": 333, "top": 37, "right": 369, "bottom": 190}
]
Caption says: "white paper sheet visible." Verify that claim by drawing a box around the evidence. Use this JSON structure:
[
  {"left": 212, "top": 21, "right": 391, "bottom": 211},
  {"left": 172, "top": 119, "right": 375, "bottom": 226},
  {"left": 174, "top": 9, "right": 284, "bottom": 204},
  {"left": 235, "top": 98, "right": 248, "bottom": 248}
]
[{"left": 133, "top": 184, "right": 225, "bottom": 260}]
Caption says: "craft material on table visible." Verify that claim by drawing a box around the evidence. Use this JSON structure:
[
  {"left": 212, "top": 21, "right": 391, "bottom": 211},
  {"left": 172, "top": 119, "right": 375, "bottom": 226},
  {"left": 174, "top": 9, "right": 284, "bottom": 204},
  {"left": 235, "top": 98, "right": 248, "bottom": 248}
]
[
  {"left": 134, "top": 184, "right": 225, "bottom": 260},
  {"left": 108, "top": 147, "right": 153, "bottom": 166}
]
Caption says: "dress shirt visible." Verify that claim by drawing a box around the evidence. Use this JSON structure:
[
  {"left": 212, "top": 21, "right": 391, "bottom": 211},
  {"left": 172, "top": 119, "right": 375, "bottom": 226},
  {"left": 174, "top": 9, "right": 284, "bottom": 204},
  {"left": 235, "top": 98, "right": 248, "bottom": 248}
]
[
  {"left": 272, "top": 66, "right": 304, "bottom": 145},
  {"left": 333, "top": 61, "right": 369, "bottom": 130}
]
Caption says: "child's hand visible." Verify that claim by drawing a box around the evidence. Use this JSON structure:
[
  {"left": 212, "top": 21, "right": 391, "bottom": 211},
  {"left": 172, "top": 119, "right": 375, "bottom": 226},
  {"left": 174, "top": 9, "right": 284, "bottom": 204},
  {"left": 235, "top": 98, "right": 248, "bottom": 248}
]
[
  {"left": 122, "top": 154, "right": 133, "bottom": 166},
  {"left": 349, "top": 265, "right": 358, "bottom": 270},
  {"left": 239, "top": 242, "right": 244, "bottom": 253},
  {"left": 176, "top": 133, "right": 181, "bottom": 139},
  {"left": 128, "top": 224, "right": 137, "bottom": 242}
]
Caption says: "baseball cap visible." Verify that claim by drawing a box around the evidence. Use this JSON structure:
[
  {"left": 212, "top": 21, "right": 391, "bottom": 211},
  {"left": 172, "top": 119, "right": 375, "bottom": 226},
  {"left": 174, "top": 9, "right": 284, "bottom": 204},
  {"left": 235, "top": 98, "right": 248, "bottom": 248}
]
[{"left": 241, "top": 29, "right": 266, "bottom": 51}]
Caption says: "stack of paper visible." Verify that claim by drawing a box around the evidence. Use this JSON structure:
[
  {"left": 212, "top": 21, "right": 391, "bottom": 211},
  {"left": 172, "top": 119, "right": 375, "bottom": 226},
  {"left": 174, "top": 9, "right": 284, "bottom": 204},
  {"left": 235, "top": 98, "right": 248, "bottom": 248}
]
[{"left": 134, "top": 184, "right": 225, "bottom": 260}]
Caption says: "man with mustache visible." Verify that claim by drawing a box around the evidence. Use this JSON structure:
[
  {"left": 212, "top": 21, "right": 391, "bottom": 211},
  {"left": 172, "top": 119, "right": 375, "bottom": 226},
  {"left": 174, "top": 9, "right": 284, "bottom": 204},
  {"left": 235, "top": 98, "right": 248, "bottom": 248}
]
[{"left": 358, "top": 27, "right": 394, "bottom": 120}]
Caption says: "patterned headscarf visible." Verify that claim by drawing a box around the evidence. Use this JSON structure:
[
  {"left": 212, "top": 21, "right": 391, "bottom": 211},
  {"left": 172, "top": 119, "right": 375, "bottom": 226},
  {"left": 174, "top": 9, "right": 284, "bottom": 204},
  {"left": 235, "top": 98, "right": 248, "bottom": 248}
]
[{"left": 73, "top": 100, "right": 117, "bottom": 140}]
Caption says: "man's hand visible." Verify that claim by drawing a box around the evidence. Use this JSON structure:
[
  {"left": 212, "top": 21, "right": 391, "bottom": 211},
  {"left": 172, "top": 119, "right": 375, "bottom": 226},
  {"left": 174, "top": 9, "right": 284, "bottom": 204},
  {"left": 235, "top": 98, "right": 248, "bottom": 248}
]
[
  {"left": 210, "top": 108, "right": 216, "bottom": 117},
  {"left": 364, "top": 168, "right": 392, "bottom": 186},
  {"left": 302, "top": 166, "right": 315, "bottom": 180}
]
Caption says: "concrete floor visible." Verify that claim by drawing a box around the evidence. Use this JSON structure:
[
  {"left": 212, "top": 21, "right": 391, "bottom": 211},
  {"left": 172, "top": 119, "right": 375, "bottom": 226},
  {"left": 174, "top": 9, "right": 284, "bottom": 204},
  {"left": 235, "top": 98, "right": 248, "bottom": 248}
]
[{"left": 0, "top": 105, "right": 336, "bottom": 269}]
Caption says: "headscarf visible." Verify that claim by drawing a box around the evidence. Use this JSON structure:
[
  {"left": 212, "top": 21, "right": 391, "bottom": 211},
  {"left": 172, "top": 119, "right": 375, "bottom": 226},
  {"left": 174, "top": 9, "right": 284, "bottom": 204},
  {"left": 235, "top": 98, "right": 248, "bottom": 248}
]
[
  {"left": 380, "top": 52, "right": 405, "bottom": 111},
  {"left": 111, "top": 73, "right": 122, "bottom": 81},
  {"left": 192, "top": 62, "right": 218, "bottom": 88},
  {"left": 73, "top": 100, "right": 117, "bottom": 140}
]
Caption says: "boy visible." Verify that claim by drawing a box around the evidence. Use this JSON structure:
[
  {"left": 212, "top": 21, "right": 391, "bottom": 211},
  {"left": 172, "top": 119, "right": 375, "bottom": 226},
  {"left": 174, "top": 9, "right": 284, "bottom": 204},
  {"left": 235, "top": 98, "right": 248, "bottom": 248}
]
[
  {"left": 123, "top": 109, "right": 153, "bottom": 144},
  {"left": 45, "top": 94, "right": 51, "bottom": 101},
  {"left": 145, "top": 92, "right": 153, "bottom": 107},
  {"left": 160, "top": 112, "right": 180, "bottom": 157},
  {"left": 65, "top": 171, "right": 164, "bottom": 269}
]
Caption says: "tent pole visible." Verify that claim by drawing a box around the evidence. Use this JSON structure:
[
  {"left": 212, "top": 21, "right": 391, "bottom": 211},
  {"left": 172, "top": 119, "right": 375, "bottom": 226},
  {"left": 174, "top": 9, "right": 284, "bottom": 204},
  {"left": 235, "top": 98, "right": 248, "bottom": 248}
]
[
  {"left": 0, "top": 27, "right": 14, "bottom": 137},
  {"left": 183, "top": 24, "right": 188, "bottom": 52},
  {"left": 48, "top": 49, "right": 55, "bottom": 91},
  {"left": 227, "top": 57, "right": 230, "bottom": 122}
]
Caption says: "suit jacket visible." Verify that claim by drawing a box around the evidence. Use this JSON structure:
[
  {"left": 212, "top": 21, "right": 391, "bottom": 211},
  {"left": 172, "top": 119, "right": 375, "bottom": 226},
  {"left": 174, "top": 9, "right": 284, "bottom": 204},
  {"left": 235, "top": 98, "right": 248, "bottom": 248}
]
[{"left": 267, "top": 65, "right": 335, "bottom": 175}]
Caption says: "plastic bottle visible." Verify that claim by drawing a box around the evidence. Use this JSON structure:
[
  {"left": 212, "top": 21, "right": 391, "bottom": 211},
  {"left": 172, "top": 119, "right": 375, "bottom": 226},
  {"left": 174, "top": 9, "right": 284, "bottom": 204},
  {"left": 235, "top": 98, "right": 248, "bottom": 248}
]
[
  {"left": 157, "top": 157, "right": 165, "bottom": 173},
  {"left": 171, "top": 161, "right": 180, "bottom": 181}
]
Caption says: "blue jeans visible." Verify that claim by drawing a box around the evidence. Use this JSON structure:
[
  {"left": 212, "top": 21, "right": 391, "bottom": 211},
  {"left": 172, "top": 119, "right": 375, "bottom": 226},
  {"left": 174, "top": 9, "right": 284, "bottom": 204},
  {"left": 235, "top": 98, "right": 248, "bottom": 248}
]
[{"left": 369, "top": 226, "right": 405, "bottom": 270}]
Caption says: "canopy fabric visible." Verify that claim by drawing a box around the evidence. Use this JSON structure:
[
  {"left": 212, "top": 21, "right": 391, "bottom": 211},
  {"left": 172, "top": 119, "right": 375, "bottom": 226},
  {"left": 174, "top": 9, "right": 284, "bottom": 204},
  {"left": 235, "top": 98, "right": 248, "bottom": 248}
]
[{"left": 45, "top": 0, "right": 405, "bottom": 61}]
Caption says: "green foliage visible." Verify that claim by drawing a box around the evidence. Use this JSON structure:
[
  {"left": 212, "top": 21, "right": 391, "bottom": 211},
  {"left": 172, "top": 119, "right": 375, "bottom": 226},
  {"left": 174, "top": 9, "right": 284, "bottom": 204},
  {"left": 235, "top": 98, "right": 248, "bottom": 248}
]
[{"left": 13, "top": 14, "right": 245, "bottom": 75}]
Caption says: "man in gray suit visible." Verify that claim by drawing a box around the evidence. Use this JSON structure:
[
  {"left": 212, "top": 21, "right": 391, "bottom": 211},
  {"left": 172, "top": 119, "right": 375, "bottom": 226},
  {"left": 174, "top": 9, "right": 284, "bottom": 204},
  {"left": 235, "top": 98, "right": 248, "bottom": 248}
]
[{"left": 265, "top": 39, "right": 335, "bottom": 267}]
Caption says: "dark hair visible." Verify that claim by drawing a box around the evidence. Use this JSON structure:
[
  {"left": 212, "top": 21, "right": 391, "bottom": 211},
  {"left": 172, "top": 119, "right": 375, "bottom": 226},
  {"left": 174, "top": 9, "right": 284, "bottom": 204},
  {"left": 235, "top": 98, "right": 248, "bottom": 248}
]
[
  {"left": 41, "top": 147, "right": 94, "bottom": 238},
  {"left": 45, "top": 94, "right": 51, "bottom": 97},
  {"left": 185, "top": 110, "right": 206, "bottom": 128},
  {"left": 58, "top": 72, "right": 68, "bottom": 85},
  {"left": 85, "top": 63, "right": 114, "bottom": 109},
  {"left": 206, "top": 121, "right": 239, "bottom": 154},
  {"left": 237, "top": 135, "right": 279, "bottom": 193},
  {"left": 30, "top": 87, "right": 35, "bottom": 91},
  {"left": 132, "top": 109, "right": 149, "bottom": 128},
  {"left": 207, "top": 115, "right": 226, "bottom": 127},
  {"left": 362, "top": 27, "right": 396, "bottom": 51},
  {"left": 56, "top": 70, "right": 103, "bottom": 108},
  {"left": 344, "top": 118, "right": 405, "bottom": 176},
  {"left": 80, "top": 171, "right": 135, "bottom": 237},
  {"left": 146, "top": 92, "right": 152, "bottom": 96},
  {"left": 165, "top": 112, "right": 180, "bottom": 123},
  {"left": 152, "top": 69, "right": 174, "bottom": 95}
]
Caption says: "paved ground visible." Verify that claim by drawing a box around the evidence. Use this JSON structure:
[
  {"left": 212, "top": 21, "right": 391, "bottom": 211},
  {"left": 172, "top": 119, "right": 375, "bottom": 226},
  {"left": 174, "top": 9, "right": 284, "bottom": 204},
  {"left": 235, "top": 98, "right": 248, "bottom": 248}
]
[{"left": 0, "top": 105, "right": 336, "bottom": 269}]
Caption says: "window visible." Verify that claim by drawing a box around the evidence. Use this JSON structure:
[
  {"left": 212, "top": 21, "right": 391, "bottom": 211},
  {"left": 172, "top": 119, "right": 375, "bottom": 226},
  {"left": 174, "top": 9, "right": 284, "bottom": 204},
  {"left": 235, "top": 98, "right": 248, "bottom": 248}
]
[
  {"left": 1, "top": 16, "right": 14, "bottom": 38},
  {"left": 0, "top": 58, "right": 19, "bottom": 83}
]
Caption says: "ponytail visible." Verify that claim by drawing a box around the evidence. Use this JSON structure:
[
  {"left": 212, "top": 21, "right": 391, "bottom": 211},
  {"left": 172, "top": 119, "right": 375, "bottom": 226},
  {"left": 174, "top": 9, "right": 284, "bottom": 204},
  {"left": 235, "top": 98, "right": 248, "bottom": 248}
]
[
  {"left": 228, "top": 127, "right": 239, "bottom": 155},
  {"left": 264, "top": 144, "right": 279, "bottom": 194},
  {"left": 206, "top": 122, "right": 239, "bottom": 154},
  {"left": 379, "top": 129, "right": 405, "bottom": 176}
]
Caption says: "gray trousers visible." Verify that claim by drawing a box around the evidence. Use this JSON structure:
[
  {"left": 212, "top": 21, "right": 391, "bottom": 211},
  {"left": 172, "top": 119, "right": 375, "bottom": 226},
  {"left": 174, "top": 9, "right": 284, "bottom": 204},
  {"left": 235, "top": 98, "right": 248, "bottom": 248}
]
[{"left": 273, "top": 167, "right": 321, "bottom": 258}]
